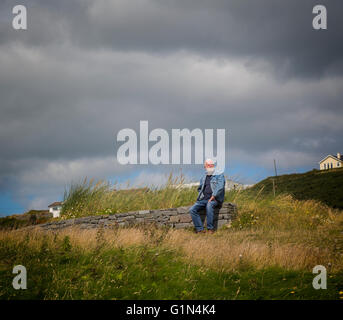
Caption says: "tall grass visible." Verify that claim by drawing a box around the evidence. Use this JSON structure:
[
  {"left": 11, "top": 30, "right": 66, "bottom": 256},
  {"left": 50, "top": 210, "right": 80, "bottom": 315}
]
[
  {"left": 226, "top": 190, "right": 340, "bottom": 232},
  {"left": 5, "top": 190, "right": 343, "bottom": 273},
  {"left": 1, "top": 180, "right": 343, "bottom": 299},
  {"left": 60, "top": 175, "right": 343, "bottom": 272},
  {"left": 1, "top": 221, "right": 343, "bottom": 299},
  {"left": 62, "top": 174, "right": 197, "bottom": 219},
  {"left": 2, "top": 174, "right": 343, "bottom": 300}
]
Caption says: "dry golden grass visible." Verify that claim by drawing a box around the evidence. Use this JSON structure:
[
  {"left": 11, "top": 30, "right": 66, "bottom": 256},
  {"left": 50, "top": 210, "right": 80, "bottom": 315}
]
[
  {"left": 3, "top": 225, "right": 342, "bottom": 273},
  {"left": 2, "top": 193, "right": 343, "bottom": 274},
  {"left": 163, "top": 229, "right": 339, "bottom": 271},
  {"left": 0, "top": 227, "right": 148, "bottom": 251}
]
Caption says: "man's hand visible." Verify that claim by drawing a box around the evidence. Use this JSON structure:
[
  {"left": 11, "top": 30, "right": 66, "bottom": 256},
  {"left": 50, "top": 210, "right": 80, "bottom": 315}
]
[{"left": 208, "top": 195, "right": 216, "bottom": 202}]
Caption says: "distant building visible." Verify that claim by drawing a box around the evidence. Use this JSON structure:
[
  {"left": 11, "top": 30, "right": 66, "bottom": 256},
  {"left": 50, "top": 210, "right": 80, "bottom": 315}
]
[
  {"left": 48, "top": 201, "right": 63, "bottom": 218},
  {"left": 172, "top": 179, "right": 252, "bottom": 191},
  {"left": 319, "top": 152, "right": 343, "bottom": 170}
]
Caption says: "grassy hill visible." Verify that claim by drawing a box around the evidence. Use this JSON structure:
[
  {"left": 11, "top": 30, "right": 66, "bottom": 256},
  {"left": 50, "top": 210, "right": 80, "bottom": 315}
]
[
  {"left": 1, "top": 173, "right": 343, "bottom": 300},
  {"left": 1, "top": 193, "right": 343, "bottom": 300},
  {"left": 0, "top": 210, "right": 52, "bottom": 230},
  {"left": 247, "top": 167, "right": 343, "bottom": 209}
]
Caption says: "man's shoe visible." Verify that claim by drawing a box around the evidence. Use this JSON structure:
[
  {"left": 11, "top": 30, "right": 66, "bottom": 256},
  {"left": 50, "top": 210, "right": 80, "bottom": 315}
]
[
  {"left": 195, "top": 229, "right": 206, "bottom": 234},
  {"left": 207, "top": 229, "right": 215, "bottom": 234}
]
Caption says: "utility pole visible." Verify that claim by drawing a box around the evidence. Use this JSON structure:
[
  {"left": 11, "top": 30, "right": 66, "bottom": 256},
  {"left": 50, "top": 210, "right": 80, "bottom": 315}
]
[{"left": 272, "top": 159, "right": 278, "bottom": 197}]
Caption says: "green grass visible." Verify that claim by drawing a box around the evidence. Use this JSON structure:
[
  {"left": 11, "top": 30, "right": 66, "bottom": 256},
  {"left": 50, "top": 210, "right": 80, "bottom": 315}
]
[
  {"left": 1, "top": 232, "right": 342, "bottom": 300},
  {"left": 0, "top": 217, "right": 29, "bottom": 230},
  {"left": 247, "top": 167, "right": 343, "bottom": 209},
  {"left": 61, "top": 174, "right": 198, "bottom": 219},
  {"left": 1, "top": 172, "right": 343, "bottom": 300},
  {"left": 0, "top": 214, "right": 51, "bottom": 231},
  {"left": 0, "top": 210, "right": 52, "bottom": 230}
]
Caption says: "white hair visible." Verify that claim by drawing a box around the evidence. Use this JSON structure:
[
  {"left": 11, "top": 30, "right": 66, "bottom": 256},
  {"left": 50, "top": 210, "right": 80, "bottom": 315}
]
[{"left": 204, "top": 158, "right": 215, "bottom": 165}]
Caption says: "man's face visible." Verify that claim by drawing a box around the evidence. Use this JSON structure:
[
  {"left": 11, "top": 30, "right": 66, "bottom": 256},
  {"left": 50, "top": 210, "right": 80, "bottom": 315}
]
[
  {"left": 204, "top": 161, "right": 215, "bottom": 175},
  {"left": 204, "top": 162, "right": 214, "bottom": 169}
]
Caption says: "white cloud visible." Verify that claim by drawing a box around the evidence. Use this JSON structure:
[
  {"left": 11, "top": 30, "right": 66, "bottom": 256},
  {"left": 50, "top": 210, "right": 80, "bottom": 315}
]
[
  {"left": 10, "top": 156, "right": 130, "bottom": 210},
  {"left": 119, "top": 169, "right": 196, "bottom": 189},
  {"left": 230, "top": 148, "right": 316, "bottom": 171}
]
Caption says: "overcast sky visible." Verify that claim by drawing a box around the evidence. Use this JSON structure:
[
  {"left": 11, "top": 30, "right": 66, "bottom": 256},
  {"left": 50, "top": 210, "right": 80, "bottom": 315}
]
[{"left": 1, "top": 0, "right": 343, "bottom": 215}]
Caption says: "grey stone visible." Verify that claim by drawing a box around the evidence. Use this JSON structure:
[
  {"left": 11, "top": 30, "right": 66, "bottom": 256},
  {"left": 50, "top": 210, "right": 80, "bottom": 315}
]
[
  {"left": 33, "top": 201, "right": 237, "bottom": 232},
  {"left": 217, "top": 219, "right": 229, "bottom": 229},
  {"left": 122, "top": 215, "right": 135, "bottom": 221},
  {"left": 174, "top": 223, "right": 192, "bottom": 229},
  {"left": 104, "top": 221, "right": 116, "bottom": 226},
  {"left": 90, "top": 216, "right": 102, "bottom": 220},
  {"left": 167, "top": 211, "right": 179, "bottom": 216},
  {"left": 169, "top": 216, "right": 180, "bottom": 223},
  {"left": 116, "top": 213, "right": 128, "bottom": 218},
  {"left": 219, "top": 214, "right": 231, "bottom": 219},
  {"left": 218, "top": 208, "right": 229, "bottom": 214},
  {"left": 138, "top": 210, "right": 150, "bottom": 215},
  {"left": 157, "top": 217, "right": 169, "bottom": 222},
  {"left": 152, "top": 211, "right": 162, "bottom": 218},
  {"left": 179, "top": 214, "right": 192, "bottom": 223},
  {"left": 161, "top": 210, "right": 177, "bottom": 216},
  {"left": 177, "top": 206, "right": 191, "bottom": 214}
]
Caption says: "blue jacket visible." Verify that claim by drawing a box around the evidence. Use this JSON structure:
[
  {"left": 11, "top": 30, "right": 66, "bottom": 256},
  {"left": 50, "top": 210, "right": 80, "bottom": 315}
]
[{"left": 197, "top": 173, "right": 225, "bottom": 203}]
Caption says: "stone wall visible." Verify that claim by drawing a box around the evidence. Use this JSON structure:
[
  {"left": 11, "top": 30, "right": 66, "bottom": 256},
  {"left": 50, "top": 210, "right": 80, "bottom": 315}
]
[{"left": 37, "top": 202, "right": 237, "bottom": 231}]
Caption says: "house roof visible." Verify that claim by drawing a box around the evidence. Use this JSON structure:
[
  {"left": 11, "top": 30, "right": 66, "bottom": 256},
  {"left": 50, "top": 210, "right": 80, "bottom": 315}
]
[
  {"left": 48, "top": 201, "right": 62, "bottom": 208},
  {"left": 319, "top": 154, "right": 343, "bottom": 164}
]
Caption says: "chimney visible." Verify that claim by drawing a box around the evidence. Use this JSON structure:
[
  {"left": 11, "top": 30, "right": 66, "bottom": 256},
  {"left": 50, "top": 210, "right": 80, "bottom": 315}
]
[{"left": 337, "top": 152, "right": 341, "bottom": 160}]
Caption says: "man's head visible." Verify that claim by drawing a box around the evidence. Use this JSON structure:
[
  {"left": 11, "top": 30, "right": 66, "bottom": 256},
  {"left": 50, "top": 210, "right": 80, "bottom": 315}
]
[{"left": 204, "top": 158, "right": 215, "bottom": 175}]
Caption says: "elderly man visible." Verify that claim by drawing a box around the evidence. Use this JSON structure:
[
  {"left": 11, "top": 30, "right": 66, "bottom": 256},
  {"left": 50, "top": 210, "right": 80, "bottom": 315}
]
[{"left": 189, "top": 159, "right": 225, "bottom": 233}]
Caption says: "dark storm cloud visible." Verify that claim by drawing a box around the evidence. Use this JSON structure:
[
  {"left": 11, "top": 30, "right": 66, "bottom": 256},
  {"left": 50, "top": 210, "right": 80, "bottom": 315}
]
[
  {"left": 83, "top": 0, "right": 343, "bottom": 78},
  {"left": 0, "top": 0, "right": 343, "bottom": 210},
  {"left": 2, "top": 0, "right": 343, "bottom": 78}
]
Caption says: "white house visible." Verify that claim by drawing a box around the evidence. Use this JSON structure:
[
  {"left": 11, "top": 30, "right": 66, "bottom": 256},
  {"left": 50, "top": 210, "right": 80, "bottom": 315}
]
[
  {"left": 319, "top": 152, "right": 343, "bottom": 170},
  {"left": 48, "top": 201, "right": 63, "bottom": 218}
]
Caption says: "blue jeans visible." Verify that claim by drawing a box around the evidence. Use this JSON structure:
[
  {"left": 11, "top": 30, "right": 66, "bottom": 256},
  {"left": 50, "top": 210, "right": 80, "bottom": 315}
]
[{"left": 189, "top": 199, "right": 220, "bottom": 231}]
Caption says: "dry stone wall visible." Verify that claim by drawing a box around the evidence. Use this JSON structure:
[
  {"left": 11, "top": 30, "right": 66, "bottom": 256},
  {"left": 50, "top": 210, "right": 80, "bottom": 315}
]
[{"left": 38, "top": 202, "right": 237, "bottom": 231}]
